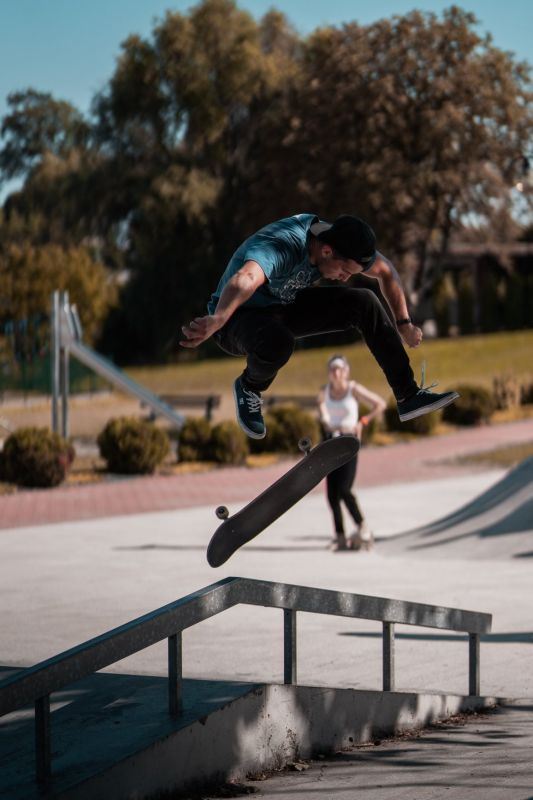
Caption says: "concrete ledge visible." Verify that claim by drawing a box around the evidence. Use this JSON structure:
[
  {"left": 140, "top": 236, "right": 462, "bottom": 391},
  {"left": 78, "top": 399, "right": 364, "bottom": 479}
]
[{"left": 54, "top": 683, "right": 497, "bottom": 800}]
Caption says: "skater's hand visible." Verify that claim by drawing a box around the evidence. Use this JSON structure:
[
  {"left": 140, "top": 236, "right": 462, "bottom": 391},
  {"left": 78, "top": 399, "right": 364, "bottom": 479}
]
[
  {"left": 399, "top": 323, "right": 423, "bottom": 348},
  {"left": 180, "top": 314, "right": 223, "bottom": 348}
]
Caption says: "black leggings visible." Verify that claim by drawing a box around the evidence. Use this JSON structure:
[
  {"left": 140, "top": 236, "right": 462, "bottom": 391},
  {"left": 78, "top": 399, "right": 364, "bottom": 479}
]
[
  {"left": 215, "top": 286, "right": 417, "bottom": 401},
  {"left": 326, "top": 455, "right": 363, "bottom": 536}
]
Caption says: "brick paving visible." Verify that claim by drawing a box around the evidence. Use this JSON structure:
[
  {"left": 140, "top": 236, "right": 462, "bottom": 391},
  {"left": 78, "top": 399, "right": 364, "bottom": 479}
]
[{"left": 0, "top": 418, "right": 532, "bottom": 530}]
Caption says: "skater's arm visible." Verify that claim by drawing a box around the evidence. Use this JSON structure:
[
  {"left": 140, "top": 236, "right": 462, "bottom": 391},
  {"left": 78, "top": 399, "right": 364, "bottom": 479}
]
[
  {"left": 180, "top": 261, "right": 266, "bottom": 348},
  {"left": 366, "top": 253, "right": 422, "bottom": 348}
]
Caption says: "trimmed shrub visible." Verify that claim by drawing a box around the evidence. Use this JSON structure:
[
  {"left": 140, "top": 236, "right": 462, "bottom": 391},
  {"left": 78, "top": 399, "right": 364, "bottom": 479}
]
[
  {"left": 208, "top": 421, "right": 249, "bottom": 465},
  {"left": 520, "top": 376, "right": 533, "bottom": 405},
  {"left": 259, "top": 404, "right": 320, "bottom": 453},
  {"left": 97, "top": 417, "right": 170, "bottom": 474},
  {"left": 177, "top": 417, "right": 212, "bottom": 462},
  {"left": 442, "top": 385, "right": 495, "bottom": 426},
  {"left": 384, "top": 399, "right": 439, "bottom": 435},
  {"left": 1, "top": 427, "right": 75, "bottom": 488},
  {"left": 492, "top": 374, "right": 521, "bottom": 411}
]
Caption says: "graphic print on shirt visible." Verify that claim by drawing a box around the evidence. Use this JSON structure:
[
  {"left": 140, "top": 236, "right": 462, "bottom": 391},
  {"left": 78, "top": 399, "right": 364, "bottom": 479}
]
[{"left": 268, "top": 269, "right": 317, "bottom": 303}]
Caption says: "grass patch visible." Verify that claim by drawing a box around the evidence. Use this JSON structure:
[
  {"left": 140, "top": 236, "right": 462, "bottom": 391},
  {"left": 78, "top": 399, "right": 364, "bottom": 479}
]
[
  {"left": 455, "top": 442, "right": 533, "bottom": 469},
  {"left": 127, "top": 330, "right": 533, "bottom": 400}
]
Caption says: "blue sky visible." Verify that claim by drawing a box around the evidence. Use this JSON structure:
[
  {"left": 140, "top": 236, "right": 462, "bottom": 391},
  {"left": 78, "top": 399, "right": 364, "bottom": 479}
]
[{"left": 1, "top": 0, "right": 531, "bottom": 122}]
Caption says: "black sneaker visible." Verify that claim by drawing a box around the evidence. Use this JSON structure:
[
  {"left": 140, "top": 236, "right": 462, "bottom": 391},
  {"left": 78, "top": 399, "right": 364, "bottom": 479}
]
[
  {"left": 398, "top": 386, "right": 459, "bottom": 421},
  {"left": 233, "top": 377, "right": 266, "bottom": 439}
]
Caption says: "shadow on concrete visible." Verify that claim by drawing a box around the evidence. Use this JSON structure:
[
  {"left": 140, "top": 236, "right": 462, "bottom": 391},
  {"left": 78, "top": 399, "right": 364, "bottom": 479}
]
[
  {"left": 0, "top": 667, "right": 259, "bottom": 800},
  {"left": 113, "top": 544, "right": 328, "bottom": 553}
]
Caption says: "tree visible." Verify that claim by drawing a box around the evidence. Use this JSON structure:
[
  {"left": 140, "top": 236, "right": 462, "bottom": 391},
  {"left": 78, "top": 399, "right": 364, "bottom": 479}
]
[
  {"left": 289, "top": 9, "right": 531, "bottom": 293},
  {"left": 0, "top": 90, "right": 89, "bottom": 183},
  {"left": 0, "top": 212, "right": 116, "bottom": 343},
  {"left": 1, "top": 3, "right": 531, "bottom": 360}
]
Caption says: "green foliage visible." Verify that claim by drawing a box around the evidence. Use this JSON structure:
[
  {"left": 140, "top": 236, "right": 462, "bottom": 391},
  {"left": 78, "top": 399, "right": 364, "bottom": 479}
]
[
  {"left": 0, "top": 90, "right": 89, "bottom": 181},
  {"left": 177, "top": 417, "right": 212, "bottom": 461},
  {"left": 0, "top": 234, "right": 116, "bottom": 344},
  {"left": 442, "top": 384, "right": 495, "bottom": 426},
  {"left": 208, "top": 420, "right": 249, "bottom": 464},
  {"left": 520, "top": 376, "right": 533, "bottom": 405},
  {"left": 0, "top": 427, "right": 75, "bottom": 488},
  {"left": 253, "top": 404, "right": 320, "bottom": 453},
  {"left": 1, "top": 1, "right": 532, "bottom": 360},
  {"left": 384, "top": 399, "right": 439, "bottom": 435},
  {"left": 97, "top": 417, "right": 170, "bottom": 474},
  {"left": 492, "top": 373, "right": 521, "bottom": 410},
  {"left": 433, "top": 274, "right": 455, "bottom": 337},
  {"left": 457, "top": 271, "right": 475, "bottom": 335}
]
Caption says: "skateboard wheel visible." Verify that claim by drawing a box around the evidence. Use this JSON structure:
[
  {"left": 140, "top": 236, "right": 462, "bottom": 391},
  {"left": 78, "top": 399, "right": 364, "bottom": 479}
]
[
  {"left": 298, "top": 437, "right": 312, "bottom": 454},
  {"left": 215, "top": 505, "right": 229, "bottom": 520}
]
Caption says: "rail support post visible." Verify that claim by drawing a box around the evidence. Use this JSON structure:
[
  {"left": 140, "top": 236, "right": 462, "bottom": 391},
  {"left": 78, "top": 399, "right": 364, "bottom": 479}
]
[
  {"left": 469, "top": 633, "right": 480, "bottom": 696},
  {"left": 168, "top": 632, "right": 183, "bottom": 716},
  {"left": 383, "top": 622, "right": 395, "bottom": 691},
  {"left": 35, "top": 694, "right": 51, "bottom": 789},
  {"left": 284, "top": 609, "right": 297, "bottom": 685}
]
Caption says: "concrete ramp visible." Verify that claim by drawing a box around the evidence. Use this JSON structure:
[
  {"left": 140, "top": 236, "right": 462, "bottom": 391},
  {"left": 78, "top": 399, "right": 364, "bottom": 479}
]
[
  {"left": 380, "top": 456, "right": 533, "bottom": 560},
  {"left": 0, "top": 667, "right": 496, "bottom": 800}
]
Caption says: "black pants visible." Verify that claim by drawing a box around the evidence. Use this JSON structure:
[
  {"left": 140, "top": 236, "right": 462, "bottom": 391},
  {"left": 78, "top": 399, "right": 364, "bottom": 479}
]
[
  {"left": 215, "top": 286, "right": 417, "bottom": 400},
  {"left": 326, "top": 455, "right": 363, "bottom": 535}
]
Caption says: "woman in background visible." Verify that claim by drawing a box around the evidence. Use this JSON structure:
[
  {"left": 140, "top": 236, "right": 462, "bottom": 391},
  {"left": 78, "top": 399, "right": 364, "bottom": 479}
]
[{"left": 318, "top": 354, "right": 386, "bottom": 551}]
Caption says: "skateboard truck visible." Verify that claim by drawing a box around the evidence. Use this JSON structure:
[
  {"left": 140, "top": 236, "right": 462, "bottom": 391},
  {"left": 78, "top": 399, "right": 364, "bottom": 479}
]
[
  {"left": 214, "top": 439, "right": 312, "bottom": 523},
  {"left": 298, "top": 437, "right": 312, "bottom": 455}
]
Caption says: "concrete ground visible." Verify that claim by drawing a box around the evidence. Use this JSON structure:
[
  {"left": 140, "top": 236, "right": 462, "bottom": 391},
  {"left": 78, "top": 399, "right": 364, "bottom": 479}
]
[
  {"left": 223, "top": 700, "right": 533, "bottom": 800},
  {"left": 0, "top": 420, "right": 532, "bottom": 797}
]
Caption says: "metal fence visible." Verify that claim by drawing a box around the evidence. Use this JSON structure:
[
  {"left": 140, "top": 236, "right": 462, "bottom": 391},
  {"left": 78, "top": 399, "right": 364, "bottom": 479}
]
[{"left": 0, "top": 576, "right": 492, "bottom": 791}]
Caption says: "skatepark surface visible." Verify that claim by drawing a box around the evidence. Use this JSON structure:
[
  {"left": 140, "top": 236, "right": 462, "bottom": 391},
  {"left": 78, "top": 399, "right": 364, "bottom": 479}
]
[{"left": 1, "top": 419, "right": 532, "bottom": 797}]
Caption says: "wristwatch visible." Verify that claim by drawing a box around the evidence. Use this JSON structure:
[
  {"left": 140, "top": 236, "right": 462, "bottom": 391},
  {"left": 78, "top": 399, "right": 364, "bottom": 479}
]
[{"left": 396, "top": 317, "right": 411, "bottom": 326}]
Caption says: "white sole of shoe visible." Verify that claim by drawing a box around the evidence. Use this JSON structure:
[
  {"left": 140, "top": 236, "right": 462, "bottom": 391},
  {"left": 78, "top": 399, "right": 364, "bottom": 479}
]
[
  {"left": 232, "top": 382, "right": 267, "bottom": 439},
  {"left": 399, "top": 391, "right": 459, "bottom": 422}
]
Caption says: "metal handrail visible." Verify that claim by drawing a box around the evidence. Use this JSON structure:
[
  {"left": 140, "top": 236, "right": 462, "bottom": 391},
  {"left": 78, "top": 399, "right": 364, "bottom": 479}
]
[{"left": 0, "top": 576, "right": 492, "bottom": 789}]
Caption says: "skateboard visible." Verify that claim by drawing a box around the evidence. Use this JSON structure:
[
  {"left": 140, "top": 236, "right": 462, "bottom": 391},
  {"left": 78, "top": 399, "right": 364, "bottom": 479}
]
[{"left": 206, "top": 435, "right": 359, "bottom": 567}]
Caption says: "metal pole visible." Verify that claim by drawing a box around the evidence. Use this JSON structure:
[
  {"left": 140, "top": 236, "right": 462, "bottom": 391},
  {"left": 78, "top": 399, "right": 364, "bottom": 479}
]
[
  {"left": 50, "top": 291, "right": 60, "bottom": 434},
  {"left": 168, "top": 633, "right": 183, "bottom": 715},
  {"left": 60, "top": 291, "right": 69, "bottom": 439},
  {"left": 469, "top": 633, "right": 480, "bottom": 696},
  {"left": 283, "top": 609, "right": 297, "bottom": 685},
  {"left": 35, "top": 694, "right": 51, "bottom": 788},
  {"left": 383, "top": 622, "right": 395, "bottom": 691}
]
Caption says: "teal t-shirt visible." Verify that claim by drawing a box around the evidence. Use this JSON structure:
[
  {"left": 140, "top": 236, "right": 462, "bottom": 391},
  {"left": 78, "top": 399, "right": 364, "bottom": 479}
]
[{"left": 207, "top": 214, "right": 321, "bottom": 314}]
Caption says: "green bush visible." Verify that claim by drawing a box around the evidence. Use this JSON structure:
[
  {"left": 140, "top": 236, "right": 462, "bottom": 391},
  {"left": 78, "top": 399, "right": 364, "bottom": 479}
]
[
  {"left": 384, "top": 399, "right": 439, "bottom": 435},
  {"left": 208, "top": 420, "right": 249, "bottom": 465},
  {"left": 177, "top": 417, "right": 212, "bottom": 462},
  {"left": 97, "top": 417, "right": 170, "bottom": 474},
  {"left": 492, "top": 374, "right": 521, "bottom": 410},
  {"left": 0, "top": 427, "right": 75, "bottom": 488},
  {"left": 442, "top": 384, "right": 495, "bottom": 426},
  {"left": 520, "top": 376, "right": 533, "bottom": 405},
  {"left": 257, "top": 404, "right": 320, "bottom": 453}
]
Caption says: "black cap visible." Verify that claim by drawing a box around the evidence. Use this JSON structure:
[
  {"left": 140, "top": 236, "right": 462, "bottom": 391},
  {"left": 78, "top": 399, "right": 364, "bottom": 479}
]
[{"left": 317, "top": 215, "right": 377, "bottom": 268}]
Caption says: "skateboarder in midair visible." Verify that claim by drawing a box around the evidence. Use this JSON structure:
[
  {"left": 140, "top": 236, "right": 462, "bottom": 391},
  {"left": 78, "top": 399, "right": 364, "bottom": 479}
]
[{"left": 180, "top": 213, "right": 458, "bottom": 439}]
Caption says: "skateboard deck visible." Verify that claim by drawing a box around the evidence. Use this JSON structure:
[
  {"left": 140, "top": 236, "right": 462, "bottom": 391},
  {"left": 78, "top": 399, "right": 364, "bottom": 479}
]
[{"left": 207, "top": 435, "right": 359, "bottom": 567}]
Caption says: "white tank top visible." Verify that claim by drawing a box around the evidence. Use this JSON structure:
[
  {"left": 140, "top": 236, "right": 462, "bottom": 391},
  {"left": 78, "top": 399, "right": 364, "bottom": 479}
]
[{"left": 325, "top": 382, "right": 359, "bottom": 430}]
